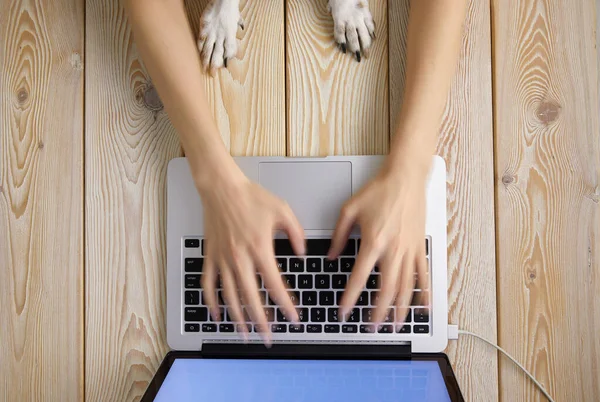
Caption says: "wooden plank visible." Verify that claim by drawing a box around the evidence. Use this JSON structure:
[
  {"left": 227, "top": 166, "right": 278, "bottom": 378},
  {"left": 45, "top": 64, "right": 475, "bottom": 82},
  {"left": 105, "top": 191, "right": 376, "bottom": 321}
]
[
  {"left": 0, "top": 0, "right": 84, "bottom": 400},
  {"left": 84, "top": 0, "right": 180, "bottom": 400},
  {"left": 286, "top": 0, "right": 389, "bottom": 156},
  {"left": 84, "top": 1, "right": 285, "bottom": 401},
  {"left": 185, "top": 0, "right": 286, "bottom": 156},
  {"left": 390, "top": 1, "right": 498, "bottom": 401},
  {"left": 493, "top": 0, "right": 600, "bottom": 401}
]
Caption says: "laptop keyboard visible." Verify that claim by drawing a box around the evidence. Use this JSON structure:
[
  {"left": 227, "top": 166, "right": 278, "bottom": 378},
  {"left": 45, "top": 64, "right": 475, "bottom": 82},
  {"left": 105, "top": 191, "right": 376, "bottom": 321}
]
[{"left": 182, "top": 238, "right": 431, "bottom": 336}]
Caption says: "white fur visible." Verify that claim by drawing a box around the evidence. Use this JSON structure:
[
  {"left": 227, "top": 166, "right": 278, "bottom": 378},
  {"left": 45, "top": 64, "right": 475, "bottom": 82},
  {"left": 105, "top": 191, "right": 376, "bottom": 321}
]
[
  {"left": 197, "top": 0, "right": 242, "bottom": 70},
  {"left": 329, "top": 0, "right": 375, "bottom": 56},
  {"left": 198, "top": 0, "right": 375, "bottom": 70}
]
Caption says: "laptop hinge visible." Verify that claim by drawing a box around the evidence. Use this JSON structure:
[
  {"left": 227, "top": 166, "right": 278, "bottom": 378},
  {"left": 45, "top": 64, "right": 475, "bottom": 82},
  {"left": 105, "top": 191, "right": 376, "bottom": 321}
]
[{"left": 201, "top": 343, "right": 412, "bottom": 359}]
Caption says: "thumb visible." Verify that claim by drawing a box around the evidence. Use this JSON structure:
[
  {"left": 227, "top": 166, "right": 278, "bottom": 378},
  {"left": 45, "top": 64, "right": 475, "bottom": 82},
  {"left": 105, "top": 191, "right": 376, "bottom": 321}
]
[
  {"left": 328, "top": 201, "right": 357, "bottom": 259},
  {"left": 277, "top": 203, "right": 305, "bottom": 256}
]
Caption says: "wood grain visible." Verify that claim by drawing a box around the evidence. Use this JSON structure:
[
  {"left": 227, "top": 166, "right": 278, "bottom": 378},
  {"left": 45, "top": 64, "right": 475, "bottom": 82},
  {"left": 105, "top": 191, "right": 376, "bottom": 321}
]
[
  {"left": 84, "top": 0, "right": 181, "bottom": 400},
  {"left": 286, "top": 0, "right": 389, "bottom": 156},
  {"left": 185, "top": 0, "right": 286, "bottom": 156},
  {"left": 493, "top": 0, "right": 600, "bottom": 401},
  {"left": 0, "top": 0, "right": 84, "bottom": 400},
  {"left": 390, "top": 1, "right": 499, "bottom": 401}
]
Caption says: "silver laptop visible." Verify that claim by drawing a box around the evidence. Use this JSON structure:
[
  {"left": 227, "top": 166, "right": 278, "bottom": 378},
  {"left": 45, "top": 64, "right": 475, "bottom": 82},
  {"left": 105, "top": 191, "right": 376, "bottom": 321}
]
[{"left": 166, "top": 156, "right": 448, "bottom": 354}]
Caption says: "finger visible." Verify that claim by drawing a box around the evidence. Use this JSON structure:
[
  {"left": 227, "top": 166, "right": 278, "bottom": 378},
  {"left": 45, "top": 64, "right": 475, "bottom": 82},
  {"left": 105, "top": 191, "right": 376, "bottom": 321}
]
[
  {"left": 210, "top": 38, "right": 225, "bottom": 70},
  {"left": 357, "top": 24, "right": 371, "bottom": 58},
  {"left": 201, "top": 257, "right": 221, "bottom": 321},
  {"left": 371, "top": 251, "right": 403, "bottom": 327},
  {"left": 235, "top": 256, "right": 272, "bottom": 345},
  {"left": 365, "top": 17, "right": 376, "bottom": 39},
  {"left": 257, "top": 249, "right": 299, "bottom": 324},
  {"left": 415, "top": 247, "right": 430, "bottom": 307},
  {"left": 220, "top": 265, "right": 247, "bottom": 340},
  {"left": 345, "top": 24, "right": 360, "bottom": 54},
  {"left": 334, "top": 21, "right": 347, "bottom": 53},
  {"left": 277, "top": 203, "right": 305, "bottom": 256},
  {"left": 339, "top": 242, "right": 379, "bottom": 319},
  {"left": 328, "top": 201, "right": 357, "bottom": 259},
  {"left": 395, "top": 254, "right": 417, "bottom": 326}
]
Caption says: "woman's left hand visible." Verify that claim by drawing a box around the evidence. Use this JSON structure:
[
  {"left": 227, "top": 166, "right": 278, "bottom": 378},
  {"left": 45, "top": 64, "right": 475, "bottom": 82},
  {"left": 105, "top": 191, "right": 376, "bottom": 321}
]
[{"left": 328, "top": 158, "right": 431, "bottom": 328}]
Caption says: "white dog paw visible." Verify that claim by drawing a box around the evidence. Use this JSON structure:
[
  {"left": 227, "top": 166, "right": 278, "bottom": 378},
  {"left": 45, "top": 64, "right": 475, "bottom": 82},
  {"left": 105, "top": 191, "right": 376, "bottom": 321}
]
[
  {"left": 198, "top": 0, "right": 243, "bottom": 71},
  {"left": 328, "top": 0, "right": 376, "bottom": 62}
]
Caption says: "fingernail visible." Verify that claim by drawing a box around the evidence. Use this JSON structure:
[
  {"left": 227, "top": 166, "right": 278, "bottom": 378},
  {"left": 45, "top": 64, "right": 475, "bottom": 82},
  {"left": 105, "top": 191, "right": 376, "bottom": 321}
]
[
  {"left": 339, "top": 307, "right": 348, "bottom": 321},
  {"left": 355, "top": 51, "right": 361, "bottom": 62}
]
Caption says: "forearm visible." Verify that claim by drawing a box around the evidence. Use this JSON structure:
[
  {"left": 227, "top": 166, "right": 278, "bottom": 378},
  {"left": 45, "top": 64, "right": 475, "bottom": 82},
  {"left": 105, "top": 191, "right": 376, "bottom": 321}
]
[
  {"left": 124, "top": 0, "right": 242, "bottom": 191},
  {"left": 388, "top": 0, "right": 468, "bottom": 173}
]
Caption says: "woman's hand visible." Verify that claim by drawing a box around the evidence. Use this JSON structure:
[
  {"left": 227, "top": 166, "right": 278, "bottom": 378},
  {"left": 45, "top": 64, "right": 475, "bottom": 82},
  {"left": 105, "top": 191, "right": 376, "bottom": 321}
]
[
  {"left": 328, "top": 158, "right": 431, "bottom": 328},
  {"left": 197, "top": 173, "right": 304, "bottom": 345}
]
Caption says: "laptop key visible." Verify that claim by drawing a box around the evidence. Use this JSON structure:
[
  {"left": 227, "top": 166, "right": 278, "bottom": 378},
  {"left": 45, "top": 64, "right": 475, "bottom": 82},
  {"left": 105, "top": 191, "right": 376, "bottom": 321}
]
[
  {"left": 283, "top": 275, "right": 296, "bottom": 289},
  {"left": 276, "top": 258, "right": 287, "bottom": 272},
  {"left": 357, "top": 291, "right": 369, "bottom": 306},
  {"left": 328, "top": 308, "right": 339, "bottom": 322},
  {"left": 272, "top": 324, "right": 287, "bottom": 333},
  {"left": 307, "top": 324, "right": 322, "bottom": 333},
  {"left": 264, "top": 307, "right": 275, "bottom": 322},
  {"left": 319, "top": 291, "right": 335, "bottom": 306},
  {"left": 302, "top": 291, "right": 317, "bottom": 306},
  {"left": 289, "top": 324, "right": 305, "bottom": 333},
  {"left": 290, "top": 258, "right": 304, "bottom": 273},
  {"left": 342, "top": 324, "right": 358, "bottom": 333},
  {"left": 185, "top": 258, "right": 203, "bottom": 272},
  {"left": 298, "top": 307, "right": 309, "bottom": 322},
  {"left": 324, "top": 259, "right": 338, "bottom": 272},
  {"left": 274, "top": 239, "right": 295, "bottom": 256},
  {"left": 367, "top": 274, "right": 379, "bottom": 289},
  {"left": 315, "top": 275, "right": 330, "bottom": 289},
  {"left": 185, "top": 291, "right": 200, "bottom": 305},
  {"left": 185, "top": 323, "right": 200, "bottom": 332},
  {"left": 236, "top": 323, "right": 253, "bottom": 333},
  {"left": 414, "top": 309, "right": 429, "bottom": 323},
  {"left": 340, "top": 258, "right": 355, "bottom": 273},
  {"left": 305, "top": 239, "right": 331, "bottom": 255},
  {"left": 378, "top": 325, "right": 393, "bottom": 334},
  {"left": 185, "top": 274, "right": 201, "bottom": 289},
  {"left": 325, "top": 324, "right": 340, "bottom": 333},
  {"left": 362, "top": 308, "right": 373, "bottom": 323},
  {"left": 307, "top": 258, "right": 321, "bottom": 272},
  {"left": 311, "top": 308, "right": 326, "bottom": 322},
  {"left": 414, "top": 325, "right": 429, "bottom": 334},
  {"left": 185, "top": 239, "right": 200, "bottom": 248},
  {"left": 397, "top": 325, "right": 411, "bottom": 334},
  {"left": 360, "top": 324, "right": 375, "bottom": 333},
  {"left": 298, "top": 275, "right": 313, "bottom": 289},
  {"left": 332, "top": 274, "right": 347, "bottom": 289},
  {"left": 185, "top": 307, "right": 208, "bottom": 322},
  {"left": 347, "top": 308, "right": 360, "bottom": 323},
  {"left": 341, "top": 239, "right": 356, "bottom": 256},
  {"left": 219, "top": 323, "right": 234, "bottom": 332},
  {"left": 202, "top": 323, "right": 217, "bottom": 332}
]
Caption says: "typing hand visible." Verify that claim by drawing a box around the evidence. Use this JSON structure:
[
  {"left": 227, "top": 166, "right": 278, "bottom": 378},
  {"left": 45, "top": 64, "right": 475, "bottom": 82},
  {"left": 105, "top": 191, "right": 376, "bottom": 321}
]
[
  {"left": 328, "top": 161, "right": 430, "bottom": 328},
  {"left": 199, "top": 177, "right": 303, "bottom": 345}
]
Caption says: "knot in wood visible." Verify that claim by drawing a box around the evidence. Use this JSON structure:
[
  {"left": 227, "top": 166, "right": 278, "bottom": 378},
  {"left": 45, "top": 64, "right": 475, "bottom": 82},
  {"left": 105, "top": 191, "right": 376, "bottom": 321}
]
[
  {"left": 17, "top": 88, "right": 28, "bottom": 104},
  {"left": 143, "top": 85, "right": 163, "bottom": 112},
  {"left": 536, "top": 102, "right": 561, "bottom": 125}
]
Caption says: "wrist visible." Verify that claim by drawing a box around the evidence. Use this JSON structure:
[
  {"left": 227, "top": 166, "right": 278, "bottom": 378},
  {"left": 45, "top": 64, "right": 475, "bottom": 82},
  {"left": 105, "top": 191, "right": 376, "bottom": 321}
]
[
  {"left": 386, "top": 134, "right": 435, "bottom": 178},
  {"left": 186, "top": 146, "right": 247, "bottom": 196}
]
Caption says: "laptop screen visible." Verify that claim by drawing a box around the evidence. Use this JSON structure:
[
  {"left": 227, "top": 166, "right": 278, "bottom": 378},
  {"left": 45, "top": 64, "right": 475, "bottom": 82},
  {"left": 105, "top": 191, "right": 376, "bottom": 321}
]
[{"left": 153, "top": 358, "right": 451, "bottom": 401}]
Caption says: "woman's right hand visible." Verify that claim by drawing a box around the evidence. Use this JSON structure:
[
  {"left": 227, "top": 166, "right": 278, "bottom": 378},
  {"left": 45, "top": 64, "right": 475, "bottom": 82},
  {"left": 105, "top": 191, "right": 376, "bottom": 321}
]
[{"left": 196, "top": 172, "right": 304, "bottom": 345}]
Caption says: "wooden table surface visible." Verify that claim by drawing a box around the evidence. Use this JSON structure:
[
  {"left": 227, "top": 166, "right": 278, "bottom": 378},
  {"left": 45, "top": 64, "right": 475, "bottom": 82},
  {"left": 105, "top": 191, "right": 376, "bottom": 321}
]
[{"left": 1, "top": 1, "right": 598, "bottom": 401}]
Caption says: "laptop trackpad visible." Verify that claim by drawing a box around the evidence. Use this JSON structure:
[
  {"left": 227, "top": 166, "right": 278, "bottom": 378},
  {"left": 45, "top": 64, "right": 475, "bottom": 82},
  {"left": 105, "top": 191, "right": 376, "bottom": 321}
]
[{"left": 258, "top": 162, "right": 352, "bottom": 230}]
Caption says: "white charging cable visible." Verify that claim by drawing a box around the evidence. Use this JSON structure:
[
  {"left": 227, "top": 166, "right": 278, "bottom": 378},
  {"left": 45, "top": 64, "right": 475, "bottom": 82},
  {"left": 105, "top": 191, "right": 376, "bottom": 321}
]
[{"left": 448, "top": 325, "right": 555, "bottom": 402}]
